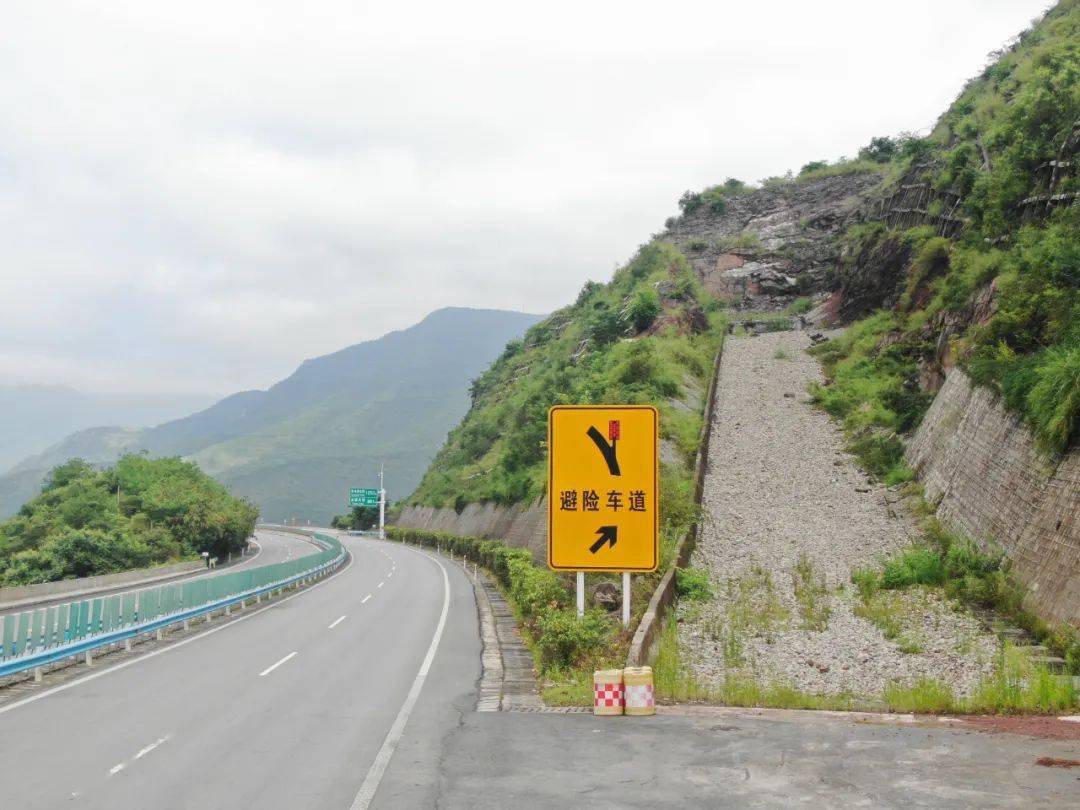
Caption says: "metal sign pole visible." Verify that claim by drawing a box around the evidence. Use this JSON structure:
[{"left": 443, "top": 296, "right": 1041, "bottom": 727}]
[
  {"left": 576, "top": 571, "right": 585, "bottom": 617},
  {"left": 378, "top": 465, "right": 386, "bottom": 541},
  {"left": 622, "top": 572, "right": 631, "bottom": 628}
]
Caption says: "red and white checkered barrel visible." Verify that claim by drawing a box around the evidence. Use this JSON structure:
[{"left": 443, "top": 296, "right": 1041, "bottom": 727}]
[
  {"left": 593, "top": 668, "right": 624, "bottom": 716},
  {"left": 623, "top": 666, "right": 655, "bottom": 715}
]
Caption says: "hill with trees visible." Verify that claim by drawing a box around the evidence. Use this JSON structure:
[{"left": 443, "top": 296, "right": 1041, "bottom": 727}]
[{"left": 0, "top": 455, "right": 258, "bottom": 586}]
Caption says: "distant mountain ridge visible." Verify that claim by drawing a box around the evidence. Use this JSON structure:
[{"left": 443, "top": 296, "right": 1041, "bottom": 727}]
[
  {"left": 0, "top": 308, "right": 544, "bottom": 522},
  {"left": 0, "top": 385, "right": 213, "bottom": 473}
]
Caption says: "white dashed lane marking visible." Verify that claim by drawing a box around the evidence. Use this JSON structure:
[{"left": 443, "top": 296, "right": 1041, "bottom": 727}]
[
  {"left": 328, "top": 615, "right": 347, "bottom": 629},
  {"left": 107, "top": 734, "right": 170, "bottom": 777},
  {"left": 259, "top": 651, "right": 298, "bottom": 677},
  {"left": 361, "top": 595, "right": 371, "bottom": 603}
]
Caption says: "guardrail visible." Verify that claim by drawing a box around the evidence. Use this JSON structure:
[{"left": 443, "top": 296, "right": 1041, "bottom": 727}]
[{"left": 0, "top": 532, "right": 346, "bottom": 681}]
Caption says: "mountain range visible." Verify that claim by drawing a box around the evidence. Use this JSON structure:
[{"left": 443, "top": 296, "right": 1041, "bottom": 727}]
[
  {"left": 0, "top": 308, "right": 544, "bottom": 523},
  {"left": 0, "top": 386, "right": 213, "bottom": 474}
]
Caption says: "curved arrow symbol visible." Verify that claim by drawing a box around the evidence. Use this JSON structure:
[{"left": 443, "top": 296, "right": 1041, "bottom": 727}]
[
  {"left": 586, "top": 426, "right": 620, "bottom": 476},
  {"left": 589, "top": 525, "right": 618, "bottom": 554}
]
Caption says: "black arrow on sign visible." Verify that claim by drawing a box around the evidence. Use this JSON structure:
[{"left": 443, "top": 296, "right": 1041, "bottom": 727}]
[
  {"left": 586, "top": 426, "right": 620, "bottom": 476},
  {"left": 589, "top": 525, "right": 618, "bottom": 554}
]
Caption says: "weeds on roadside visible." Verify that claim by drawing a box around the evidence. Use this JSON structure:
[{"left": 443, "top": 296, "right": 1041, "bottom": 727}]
[
  {"left": 676, "top": 567, "right": 713, "bottom": 601},
  {"left": 793, "top": 553, "right": 831, "bottom": 631}
]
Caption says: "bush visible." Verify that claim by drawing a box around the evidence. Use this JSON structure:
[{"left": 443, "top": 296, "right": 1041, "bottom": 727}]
[
  {"left": 626, "top": 289, "right": 661, "bottom": 332},
  {"left": 881, "top": 546, "right": 945, "bottom": 589},
  {"left": 387, "top": 527, "right": 618, "bottom": 673},
  {"left": 535, "top": 609, "right": 614, "bottom": 669},
  {"left": 675, "top": 567, "right": 713, "bottom": 601},
  {"left": 1026, "top": 345, "right": 1080, "bottom": 455}
]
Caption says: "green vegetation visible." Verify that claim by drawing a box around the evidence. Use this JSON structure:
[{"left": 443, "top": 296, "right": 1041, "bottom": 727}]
[
  {"left": 675, "top": 566, "right": 713, "bottom": 601},
  {"left": 852, "top": 516, "right": 1080, "bottom": 675},
  {"left": 786, "top": 297, "right": 815, "bottom": 315},
  {"left": 792, "top": 553, "right": 831, "bottom": 631},
  {"left": 811, "top": 2, "right": 1079, "bottom": 458},
  {"left": 387, "top": 527, "right": 624, "bottom": 697},
  {"left": 884, "top": 643, "right": 1077, "bottom": 714},
  {"left": 330, "top": 505, "right": 379, "bottom": 530},
  {"left": 678, "top": 178, "right": 750, "bottom": 216},
  {"left": 0, "top": 455, "right": 258, "bottom": 586},
  {"left": 809, "top": 311, "right": 929, "bottom": 483},
  {"left": 655, "top": 608, "right": 1075, "bottom": 713},
  {"left": 409, "top": 240, "right": 724, "bottom": 511}
]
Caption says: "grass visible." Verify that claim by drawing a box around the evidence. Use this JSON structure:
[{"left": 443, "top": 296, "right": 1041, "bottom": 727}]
[
  {"left": 792, "top": 553, "right": 831, "bottom": 631},
  {"left": 786, "top": 297, "right": 815, "bottom": 315},
  {"left": 773, "top": 347, "right": 792, "bottom": 360}
]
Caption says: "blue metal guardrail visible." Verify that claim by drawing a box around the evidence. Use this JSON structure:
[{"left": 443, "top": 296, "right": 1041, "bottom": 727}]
[{"left": 0, "top": 532, "right": 346, "bottom": 679}]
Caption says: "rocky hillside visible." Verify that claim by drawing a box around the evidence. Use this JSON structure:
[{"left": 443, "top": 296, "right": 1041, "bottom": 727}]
[{"left": 813, "top": 0, "right": 1078, "bottom": 473}]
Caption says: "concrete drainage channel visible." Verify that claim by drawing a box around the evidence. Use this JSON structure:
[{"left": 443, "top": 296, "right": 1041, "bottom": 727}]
[
  {"left": 450, "top": 551, "right": 589, "bottom": 714},
  {"left": 0, "top": 533, "right": 347, "bottom": 703}
]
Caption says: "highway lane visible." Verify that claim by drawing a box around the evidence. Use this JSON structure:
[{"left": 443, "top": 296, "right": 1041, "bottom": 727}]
[
  {"left": 0, "top": 529, "right": 316, "bottom": 617},
  {"left": 0, "top": 533, "right": 479, "bottom": 810}
]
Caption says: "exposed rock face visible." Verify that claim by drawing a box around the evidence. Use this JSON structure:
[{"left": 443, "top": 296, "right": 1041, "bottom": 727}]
[
  {"left": 828, "top": 230, "right": 912, "bottom": 323},
  {"left": 666, "top": 173, "right": 881, "bottom": 309}
]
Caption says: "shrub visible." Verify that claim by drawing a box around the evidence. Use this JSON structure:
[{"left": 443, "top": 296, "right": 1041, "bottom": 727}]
[
  {"left": 387, "top": 527, "right": 618, "bottom": 674},
  {"left": 881, "top": 546, "right": 945, "bottom": 589},
  {"left": 626, "top": 289, "right": 661, "bottom": 333},
  {"left": 1026, "top": 345, "right": 1080, "bottom": 455},
  {"left": 676, "top": 567, "right": 713, "bottom": 601},
  {"left": 787, "top": 297, "right": 814, "bottom": 315},
  {"left": 535, "top": 609, "right": 614, "bottom": 669}
]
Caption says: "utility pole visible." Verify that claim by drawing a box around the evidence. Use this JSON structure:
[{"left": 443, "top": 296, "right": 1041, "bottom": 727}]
[{"left": 378, "top": 463, "right": 386, "bottom": 540}]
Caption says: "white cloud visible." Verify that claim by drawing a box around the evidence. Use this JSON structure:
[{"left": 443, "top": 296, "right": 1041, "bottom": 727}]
[{"left": 0, "top": 0, "right": 1050, "bottom": 395}]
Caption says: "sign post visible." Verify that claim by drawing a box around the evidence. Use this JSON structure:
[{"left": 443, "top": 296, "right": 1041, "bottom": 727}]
[
  {"left": 378, "top": 465, "right": 386, "bottom": 541},
  {"left": 548, "top": 405, "right": 658, "bottom": 627}
]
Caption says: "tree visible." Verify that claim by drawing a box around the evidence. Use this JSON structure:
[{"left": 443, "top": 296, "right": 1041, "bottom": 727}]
[{"left": 858, "top": 136, "right": 898, "bottom": 163}]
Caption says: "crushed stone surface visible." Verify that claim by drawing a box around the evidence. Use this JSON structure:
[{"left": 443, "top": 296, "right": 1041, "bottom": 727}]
[{"left": 679, "top": 330, "right": 999, "bottom": 698}]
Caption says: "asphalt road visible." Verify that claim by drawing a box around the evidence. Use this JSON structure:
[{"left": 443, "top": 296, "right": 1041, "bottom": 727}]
[
  {"left": 0, "top": 528, "right": 316, "bottom": 617},
  {"left": 2, "top": 531, "right": 1076, "bottom": 809},
  {"left": 0, "top": 534, "right": 479, "bottom": 809}
]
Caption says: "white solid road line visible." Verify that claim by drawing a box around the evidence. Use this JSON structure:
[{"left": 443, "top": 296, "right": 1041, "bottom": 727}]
[
  {"left": 350, "top": 548, "right": 451, "bottom": 810},
  {"left": 328, "top": 615, "right": 347, "bottom": 629},
  {"left": 361, "top": 595, "right": 371, "bottom": 604},
  {"left": 259, "top": 651, "right": 298, "bottom": 677},
  {"left": 0, "top": 551, "right": 355, "bottom": 718}
]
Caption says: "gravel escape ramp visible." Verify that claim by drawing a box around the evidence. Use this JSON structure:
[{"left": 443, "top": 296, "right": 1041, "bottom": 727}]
[{"left": 679, "top": 330, "right": 998, "bottom": 698}]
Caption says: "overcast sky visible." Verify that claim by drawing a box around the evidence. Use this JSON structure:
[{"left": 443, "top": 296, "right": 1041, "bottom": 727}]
[{"left": 0, "top": 1, "right": 1051, "bottom": 396}]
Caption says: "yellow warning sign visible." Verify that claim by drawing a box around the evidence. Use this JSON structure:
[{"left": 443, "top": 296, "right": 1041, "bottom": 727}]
[{"left": 547, "top": 405, "right": 658, "bottom": 572}]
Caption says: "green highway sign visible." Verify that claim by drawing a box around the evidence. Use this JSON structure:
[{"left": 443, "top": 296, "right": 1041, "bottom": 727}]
[{"left": 349, "top": 487, "right": 380, "bottom": 507}]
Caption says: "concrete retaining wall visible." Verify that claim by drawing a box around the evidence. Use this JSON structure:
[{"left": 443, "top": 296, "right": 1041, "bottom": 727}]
[
  {"left": 393, "top": 500, "right": 548, "bottom": 561},
  {"left": 0, "top": 560, "right": 204, "bottom": 609},
  {"left": 906, "top": 368, "right": 1080, "bottom": 625}
]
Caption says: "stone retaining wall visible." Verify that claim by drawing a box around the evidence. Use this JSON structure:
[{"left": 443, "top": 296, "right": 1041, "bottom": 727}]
[
  {"left": 906, "top": 368, "right": 1080, "bottom": 626},
  {"left": 393, "top": 500, "right": 548, "bottom": 561}
]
